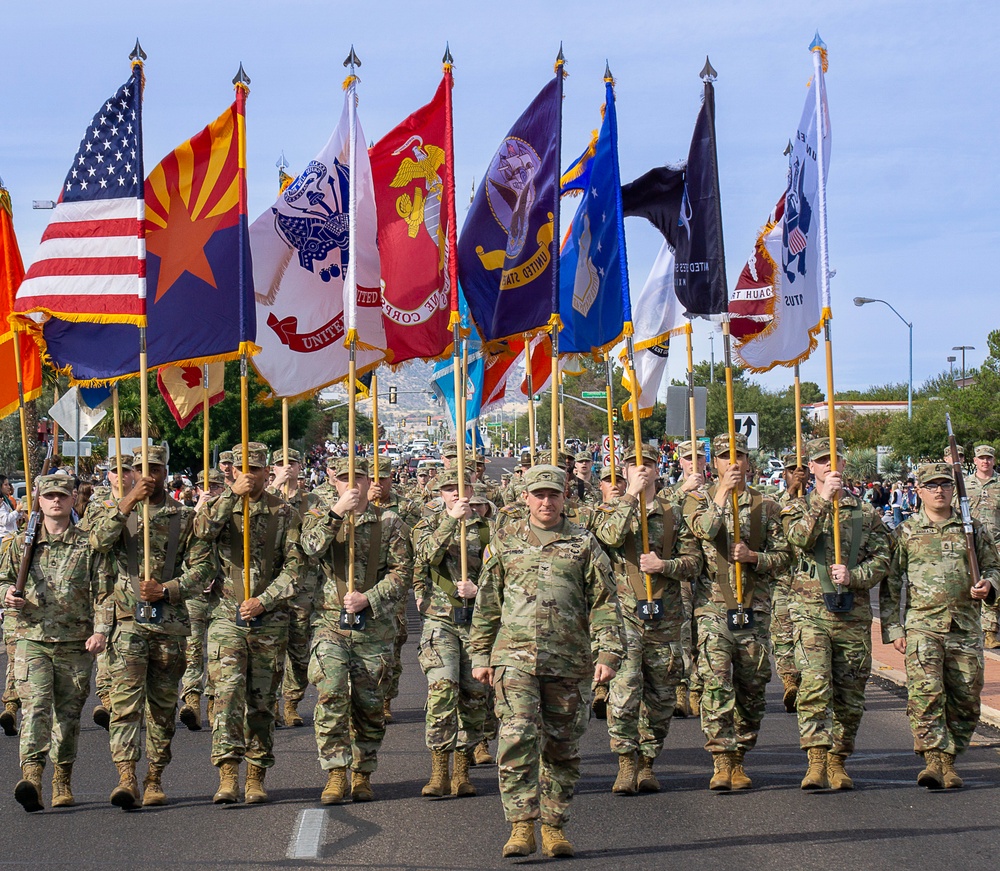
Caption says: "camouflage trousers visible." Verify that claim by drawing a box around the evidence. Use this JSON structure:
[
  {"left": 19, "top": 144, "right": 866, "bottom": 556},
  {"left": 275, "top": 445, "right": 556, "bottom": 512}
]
[
  {"left": 772, "top": 581, "right": 799, "bottom": 682},
  {"left": 180, "top": 595, "right": 213, "bottom": 700},
  {"left": 417, "top": 619, "right": 488, "bottom": 752},
  {"left": 385, "top": 603, "right": 408, "bottom": 703},
  {"left": 14, "top": 639, "right": 92, "bottom": 766},
  {"left": 94, "top": 648, "right": 110, "bottom": 700},
  {"left": 981, "top": 600, "right": 999, "bottom": 634},
  {"left": 904, "top": 628, "right": 984, "bottom": 756},
  {"left": 696, "top": 611, "right": 771, "bottom": 754},
  {"left": 107, "top": 625, "right": 186, "bottom": 766},
  {"left": 792, "top": 614, "right": 871, "bottom": 756},
  {"left": 3, "top": 634, "right": 18, "bottom": 708},
  {"left": 608, "top": 618, "right": 683, "bottom": 759},
  {"left": 680, "top": 580, "right": 702, "bottom": 693},
  {"left": 280, "top": 601, "right": 313, "bottom": 705},
  {"left": 494, "top": 665, "right": 589, "bottom": 827},
  {"left": 208, "top": 619, "right": 287, "bottom": 768},
  {"left": 309, "top": 633, "right": 392, "bottom": 773}
]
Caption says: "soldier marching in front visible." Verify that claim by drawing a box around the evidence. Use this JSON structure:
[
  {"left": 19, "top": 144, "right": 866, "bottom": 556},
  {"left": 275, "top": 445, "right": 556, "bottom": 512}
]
[
  {"left": 782, "top": 438, "right": 892, "bottom": 790},
  {"left": 880, "top": 462, "right": 1000, "bottom": 788},
  {"left": 964, "top": 444, "right": 1000, "bottom": 648}
]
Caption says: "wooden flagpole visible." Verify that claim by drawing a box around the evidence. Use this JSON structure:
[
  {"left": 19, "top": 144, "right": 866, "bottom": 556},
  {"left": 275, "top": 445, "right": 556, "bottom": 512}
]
[
  {"left": 548, "top": 45, "right": 566, "bottom": 466},
  {"left": 794, "top": 362, "right": 804, "bottom": 495},
  {"left": 604, "top": 353, "right": 617, "bottom": 485},
  {"left": 11, "top": 329, "right": 33, "bottom": 513},
  {"left": 685, "top": 321, "right": 699, "bottom": 473},
  {"left": 112, "top": 385, "right": 124, "bottom": 498},
  {"left": 721, "top": 316, "right": 745, "bottom": 620},
  {"left": 203, "top": 365, "right": 211, "bottom": 493}
]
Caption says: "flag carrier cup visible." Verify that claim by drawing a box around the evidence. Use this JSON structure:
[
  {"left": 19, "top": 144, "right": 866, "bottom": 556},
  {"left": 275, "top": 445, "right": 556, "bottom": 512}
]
[
  {"left": 452, "top": 604, "right": 475, "bottom": 626},
  {"left": 638, "top": 598, "right": 664, "bottom": 622},
  {"left": 236, "top": 610, "right": 262, "bottom": 629},
  {"left": 339, "top": 609, "right": 367, "bottom": 632},
  {"left": 136, "top": 601, "right": 165, "bottom": 625}
]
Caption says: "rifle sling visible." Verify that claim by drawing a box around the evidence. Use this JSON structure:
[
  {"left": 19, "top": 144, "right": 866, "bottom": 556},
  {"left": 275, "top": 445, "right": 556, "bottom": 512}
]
[
  {"left": 712, "top": 488, "right": 763, "bottom": 610},
  {"left": 623, "top": 497, "right": 674, "bottom": 601}
]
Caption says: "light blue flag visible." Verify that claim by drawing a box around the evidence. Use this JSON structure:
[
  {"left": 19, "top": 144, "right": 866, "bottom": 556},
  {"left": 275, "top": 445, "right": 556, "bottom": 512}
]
[
  {"left": 431, "top": 287, "right": 485, "bottom": 445},
  {"left": 558, "top": 77, "right": 628, "bottom": 355}
]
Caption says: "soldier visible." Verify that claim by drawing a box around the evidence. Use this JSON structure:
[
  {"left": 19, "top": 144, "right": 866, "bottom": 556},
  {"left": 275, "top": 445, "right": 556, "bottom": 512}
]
[
  {"left": 86, "top": 446, "right": 214, "bottom": 809},
  {"left": 300, "top": 457, "right": 412, "bottom": 804},
  {"left": 193, "top": 442, "right": 304, "bottom": 804},
  {"left": 880, "top": 462, "right": 1000, "bottom": 789},
  {"left": 598, "top": 464, "right": 625, "bottom": 505},
  {"left": 685, "top": 433, "right": 790, "bottom": 790},
  {"left": 593, "top": 445, "right": 701, "bottom": 794},
  {"left": 440, "top": 442, "right": 459, "bottom": 469},
  {"left": 218, "top": 450, "right": 236, "bottom": 487},
  {"left": 412, "top": 469, "right": 490, "bottom": 798},
  {"left": 503, "top": 450, "right": 534, "bottom": 505},
  {"left": 0, "top": 475, "right": 112, "bottom": 812},
  {"left": 475, "top": 454, "right": 505, "bottom": 507},
  {"left": 470, "top": 464, "right": 623, "bottom": 859},
  {"left": 571, "top": 450, "right": 601, "bottom": 506},
  {"left": 782, "top": 438, "right": 892, "bottom": 790},
  {"left": 177, "top": 467, "right": 225, "bottom": 733},
  {"left": 964, "top": 445, "right": 1000, "bottom": 649}
]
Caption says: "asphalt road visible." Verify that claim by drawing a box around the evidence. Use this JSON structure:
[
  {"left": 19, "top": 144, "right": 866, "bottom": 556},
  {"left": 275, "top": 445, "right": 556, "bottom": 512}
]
[{"left": 1, "top": 627, "right": 998, "bottom": 870}]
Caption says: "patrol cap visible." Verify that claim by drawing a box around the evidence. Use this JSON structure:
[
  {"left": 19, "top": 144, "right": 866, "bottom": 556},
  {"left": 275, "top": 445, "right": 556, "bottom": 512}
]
[
  {"left": 974, "top": 444, "right": 996, "bottom": 459},
  {"left": 574, "top": 451, "right": 592, "bottom": 463},
  {"left": 107, "top": 455, "right": 133, "bottom": 471},
  {"left": 917, "top": 462, "right": 954, "bottom": 486},
  {"left": 270, "top": 447, "right": 302, "bottom": 465},
  {"left": 676, "top": 440, "right": 696, "bottom": 457},
  {"left": 945, "top": 443, "right": 965, "bottom": 459},
  {"left": 712, "top": 433, "right": 748, "bottom": 458},
  {"left": 805, "top": 438, "right": 844, "bottom": 461},
  {"left": 469, "top": 483, "right": 490, "bottom": 505},
  {"left": 558, "top": 450, "right": 576, "bottom": 467},
  {"left": 37, "top": 474, "right": 74, "bottom": 497},
  {"left": 781, "top": 451, "right": 809, "bottom": 470},
  {"left": 219, "top": 451, "right": 234, "bottom": 464},
  {"left": 440, "top": 441, "right": 459, "bottom": 459},
  {"left": 132, "top": 445, "right": 168, "bottom": 468},
  {"left": 599, "top": 464, "right": 616, "bottom": 482},
  {"left": 625, "top": 444, "right": 660, "bottom": 465},
  {"left": 196, "top": 468, "right": 226, "bottom": 487},
  {"left": 519, "top": 449, "right": 534, "bottom": 467},
  {"left": 232, "top": 442, "right": 268, "bottom": 469},
  {"left": 436, "top": 469, "right": 471, "bottom": 490},
  {"left": 523, "top": 464, "right": 566, "bottom": 494},
  {"left": 330, "top": 457, "right": 371, "bottom": 478},
  {"left": 373, "top": 463, "right": 392, "bottom": 479}
]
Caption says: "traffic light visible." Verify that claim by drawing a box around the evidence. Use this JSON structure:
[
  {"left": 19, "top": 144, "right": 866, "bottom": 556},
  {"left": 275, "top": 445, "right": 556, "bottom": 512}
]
[
  {"left": 426, "top": 414, "right": 432, "bottom": 426},
  {"left": 388, "top": 386, "right": 397, "bottom": 404},
  {"left": 399, "top": 419, "right": 406, "bottom": 428},
  {"left": 612, "top": 407, "right": 619, "bottom": 424}
]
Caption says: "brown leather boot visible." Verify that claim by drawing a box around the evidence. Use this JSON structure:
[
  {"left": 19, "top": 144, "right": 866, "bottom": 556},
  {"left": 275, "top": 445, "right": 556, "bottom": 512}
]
[
  {"left": 110, "top": 760, "right": 140, "bottom": 809},
  {"left": 673, "top": 685, "right": 689, "bottom": 718},
  {"left": 781, "top": 674, "right": 799, "bottom": 713},
  {"left": 800, "top": 747, "right": 829, "bottom": 790},
  {"left": 984, "top": 630, "right": 1000, "bottom": 649},
  {"left": 0, "top": 701, "right": 18, "bottom": 736},
  {"left": 473, "top": 738, "right": 494, "bottom": 766},
  {"left": 730, "top": 750, "right": 753, "bottom": 790},
  {"left": 709, "top": 753, "right": 732, "bottom": 791},
  {"left": 213, "top": 761, "right": 240, "bottom": 804},
  {"left": 52, "top": 763, "right": 74, "bottom": 808},
  {"left": 93, "top": 694, "right": 111, "bottom": 731},
  {"left": 15, "top": 761, "right": 44, "bottom": 812},
  {"left": 540, "top": 824, "right": 574, "bottom": 858},
  {"left": 636, "top": 755, "right": 660, "bottom": 793},
  {"left": 245, "top": 763, "right": 269, "bottom": 803},
  {"left": 421, "top": 749, "right": 451, "bottom": 798},
  {"left": 321, "top": 768, "right": 348, "bottom": 805},
  {"left": 206, "top": 696, "right": 215, "bottom": 725},
  {"left": 284, "top": 699, "right": 304, "bottom": 727},
  {"left": 452, "top": 749, "right": 476, "bottom": 797},
  {"left": 351, "top": 771, "right": 374, "bottom": 802},
  {"left": 179, "top": 692, "right": 202, "bottom": 731},
  {"left": 940, "top": 752, "right": 964, "bottom": 789},
  {"left": 917, "top": 750, "right": 944, "bottom": 789},
  {"left": 688, "top": 688, "right": 701, "bottom": 717},
  {"left": 612, "top": 752, "right": 638, "bottom": 795},
  {"left": 827, "top": 753, "right": 854, "bottom": 790},
  {"left": 142, "top": 763, "right": 167, "bottom": 806},
  {"left": 502, "top": 821, "right": 537, "bottom": 858},
  {"left": 382, "top": 697, "right": 393, "bottom": 724}
]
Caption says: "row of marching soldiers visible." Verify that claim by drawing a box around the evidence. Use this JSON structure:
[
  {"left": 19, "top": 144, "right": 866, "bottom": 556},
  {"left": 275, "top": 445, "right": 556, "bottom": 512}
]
[{"left": 1, "top": 431, "right": 998, "bottom": 861}]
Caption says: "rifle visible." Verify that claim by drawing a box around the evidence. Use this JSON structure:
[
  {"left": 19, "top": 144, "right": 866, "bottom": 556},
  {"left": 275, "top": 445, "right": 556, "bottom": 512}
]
[
  {"left": 11, "top": 442, "right": 55, "bottom": 600},
  {"left": 947, "top": 413, "right": 982, "bottom": 594}
]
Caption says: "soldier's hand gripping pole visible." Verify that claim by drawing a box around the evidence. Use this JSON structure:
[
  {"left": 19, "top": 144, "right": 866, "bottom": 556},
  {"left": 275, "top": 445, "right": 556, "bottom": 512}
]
[{"left": 948, "top": 414, "right": 983, "bottom": 596}]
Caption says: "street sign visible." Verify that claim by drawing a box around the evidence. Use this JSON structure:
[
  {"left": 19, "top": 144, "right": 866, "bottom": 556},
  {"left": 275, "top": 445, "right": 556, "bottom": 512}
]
[
  {"left": 665, "top": 386, "right": 707, "bottom": 437},
  {"left": 581, "top": 391, "right": 607, "bottom": 399},
  {"left": 330, "top": 421, "right": 340, "bottom": 439},
  {"left": 61, "top": 441, "right": 93, "bottom": 458},
  {"left": 50, "top": 386, "right": 107, "bottom": 441},
  {"left": 733, "top": 413, "right": 760, "bottom": 451},
  {"left": 602, "top": 434, "right": 622, "bottom": 453}
]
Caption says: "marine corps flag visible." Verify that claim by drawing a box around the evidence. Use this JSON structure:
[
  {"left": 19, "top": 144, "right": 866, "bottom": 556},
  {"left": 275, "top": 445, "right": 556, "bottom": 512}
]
[
  {"left": 459, "top": 75, "right": 561, "bottom": 346},
  {"left": 370, "top": 76, "right": 453, "bottom": 364}
]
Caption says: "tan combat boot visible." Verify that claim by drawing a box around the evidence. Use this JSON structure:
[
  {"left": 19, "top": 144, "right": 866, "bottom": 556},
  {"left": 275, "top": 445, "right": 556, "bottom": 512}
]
[
  {"left": 473, "top": 738, "right": 495, "bottom": 766},
  {"left": 591, "top": 683, "right": 609, "bottom": 719},
  {"left": 800, "top": 747, "right": 829, "bottom": 790},
  {"left": 321, "top": 768, "right": 348, "bottom": 805},
  {"left": 984, "top": 630, "right": 1000, "bottom": 649},
  {"left": 15, "top": 761, "right": 44, "bottom": 812},
  {"left": 540, "top": 824, "right": 574, "bottom": 858},
  {"left": 674, "top": 684, "right": 689, "bottom": 718},
  {"left": 382, "top": 697, "right": 393, "bottom": 724},
  {"left": 110, "top": 760, "right": 140, "bottom": 809},
  {"left": 273, "top": 699, "right": 284, "bottom": 728},
  {"left": 351, "top": 771, "right": 374, "bottom": 802},
  {"left": 179, "top": 692, "right": 202, "bottom": 731},
  {"left": 245, "top": 763, "right": 268, "bottom": 803},
  {"left": 452, "top": 749, "right": 476, "bottom": 797},
  {"left": 206, "top": 696, "right": 215, "bottom": 725},
  {"left": 612, "top": 751, "right": 638, "bottom": 795},
  {"left": 827, "top": 753, "right": 854, "bottom": 790},
  {"left": 709, "top": 753, "right": 732, "bottom": 791},
  {"left": 93, "top": 694, "right": 111, "bottom": 731},
  {"left": 502, "top": 821, "right": 537, "bottom": 858},
  {"left": 781, "top": 674, "right": 799, "bottom": 713},
  {"left": 213, "top": 761, "right": 240, "bottom": 804},
  {"left": 0, "top": 700, "right": 18, "bottom": 736},
  {"left": 940, "top": 752, "right": 964, "bottom": 789},
  {"left": 142, "top": 763, "right": 167, "bottom": 806},
  {"left": 730, "top": 750, "right": 753, "bottom": 790},
  {"left": 688, "top": 688, "right": 701, "bottom": 717},
  {"left": 421, "top": 749, "right": 451, "bottom": 797},
  {"left": 917, "top": 750, "right": 944, "bottom": 789},
  {"left": 52, "top": 763, "right": 74, "bottom": 808},
  {"left": 636, "top": 755, "right": 660, "bottom": 793},
  {"left": 284, "top": 699, "right": 304, "bottom": 727}
]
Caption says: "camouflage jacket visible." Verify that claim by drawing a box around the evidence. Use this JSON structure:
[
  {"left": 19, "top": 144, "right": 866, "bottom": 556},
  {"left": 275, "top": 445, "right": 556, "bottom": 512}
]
[
  {"left": 469, "top": 517, "right": 624, "bottom": 679},
  {"left": 413, "top": 506, "right": 490, "bottom": 622},
  {"left": 593, "top": 493, "right": 702, "bottom": 630},
  {"left": 0, "top": 523, "right": 113, "bottom": 641},
  {"left": 300, "top": 501, "right": 413, "bottom": 643},
  {"left": 964, "top": 473, "right": 1000, "bottom": 542},
  {"left": 194, "top": 488, "right": 304, "bottom": 626},
  {"left": 684, "top": 484, "right": 791, "bottom": 617},
  {"left": 478, "top": 477, "right": 505, "bottom": 507},
  {"left": 88, "top": 495, "right": 214, "bottom": 636},
  {"left": 374, "top": 491, "right": 422, "bottom": 530},
  {"left": 782, "top": 492, "right": 892, "bottom": 622},
  {"left": 880, "top": 506, "right": 1000, "bottom": 642},
  {"left": 568, "top": 476, "right": 601, "bottom": 507}
]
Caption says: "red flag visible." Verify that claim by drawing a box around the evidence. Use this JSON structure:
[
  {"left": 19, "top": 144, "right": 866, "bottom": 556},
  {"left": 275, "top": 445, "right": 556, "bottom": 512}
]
[
  {"left": 156, "top": 362, "right": 225, "bottom": 429},
  {"left": 729, "top": 195, "right": 784, "bottom": 342},
  {"left": 0, "top": 186, "right": 42, "bottom": 420},
  {"left": 370, "top": 77, "right": 453, "bottom": 364}
]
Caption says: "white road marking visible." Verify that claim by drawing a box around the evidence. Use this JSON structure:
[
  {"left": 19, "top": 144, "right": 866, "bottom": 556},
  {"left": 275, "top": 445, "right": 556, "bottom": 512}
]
[{"left": 288, "top": 808, "right": 328, "bottom": 859}]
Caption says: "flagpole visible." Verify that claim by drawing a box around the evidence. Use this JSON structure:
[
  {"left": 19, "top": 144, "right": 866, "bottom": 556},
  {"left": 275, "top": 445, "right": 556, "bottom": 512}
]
[
  {"left": 281, "top": 397, "right": 290, "bottom": 478},
  {"left": 604, "top": 352, "right": 617, "bottom": 485},
  {"left": 721, "top": 316, "right": 745, "bottom": 618},
  {"left": 203, "top": 365, "right": 211, "bottom": 494},
  {"left": 548, "top": 45, "right": 566, "bottom": 466},
  {"left": 112, "top": 384, "right": 124, "bottom": 498},
  {"left": 625, "top": 335, "right": 655, "bottom": 608},
  {"left": 51, "top": 385, "right": 59, "bottom": 464},
  {"left": 558, "top": 370, "right": 566, "bottom": 452},
  {"left": 685, "top": 320, "right": 698, "bottom": 473},
  {"left": 793, "top": 362, "right": 804, "bottom": 495},
  {"left": 11, "top": 327, "right": 33, "bottom": 513},
  {"left": 371, "top": 372, "right": 380, "bottom": 483},
  {"left": 525, "top": 340, "right": 536, "bottom": 462}
]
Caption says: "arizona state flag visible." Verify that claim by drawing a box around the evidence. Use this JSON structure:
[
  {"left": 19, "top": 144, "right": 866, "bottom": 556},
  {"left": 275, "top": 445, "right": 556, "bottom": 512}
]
[
  {"left": 370, "top": 76, "right": 453, "bottom": 363},
  {"left": 39, "top": 97, "right": 254, "bottom": 383},
  {"left": 0, "top": 184, "right": 42, "bottom": 419}
]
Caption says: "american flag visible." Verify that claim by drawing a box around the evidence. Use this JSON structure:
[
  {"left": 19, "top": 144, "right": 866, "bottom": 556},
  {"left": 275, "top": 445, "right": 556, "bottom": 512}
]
[
  {"left": 787, "top": 224, "right": 808, "bottom": 257},
  {"left": 15, "top": 70, "right": 145, "bottom": 324}
]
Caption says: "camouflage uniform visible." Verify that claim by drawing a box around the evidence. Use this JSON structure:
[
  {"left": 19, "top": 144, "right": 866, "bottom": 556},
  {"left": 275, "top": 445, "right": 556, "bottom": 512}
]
[
  {"left": 469, "top": 495, "right": 624, "bottom": 828},
  {"left": 782, "top": 490, "right": 892, "bottom": 758},
  {"left": 964, "top": 464, "right": 1000, "bottom": 639},
  {"left": 300, "top": 492, "right": 413, "bottom": 778},
  {"left": 593, "top": 491, "right": 701, "bottom": 765},
  {"left": 772, "top": 488, "right": 803, "bottom": 702}
]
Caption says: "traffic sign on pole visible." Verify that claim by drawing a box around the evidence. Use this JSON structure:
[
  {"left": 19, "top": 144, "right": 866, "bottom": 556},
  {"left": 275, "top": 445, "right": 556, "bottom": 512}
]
[{"left": 733, "top": 413, "right": 760, "bottom": 450}]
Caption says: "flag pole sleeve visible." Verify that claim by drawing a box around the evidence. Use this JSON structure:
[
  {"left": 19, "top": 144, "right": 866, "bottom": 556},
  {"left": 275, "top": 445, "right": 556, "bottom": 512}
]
[
  {"left": 203, "top": 365, "right": 211, "bottom": 495},
  {"left": 112, "top": 385, "right": 123, "bottom": 498},
  {"left": 686, "top": 322, "right": 698, "bottom": 469},
  {"left": 721, "top": 318, "right": 743, "bottom": 605},
  {"left": 12, "top": 330, "right": 32, "bottom": 514},
  {"left": 626, "top": 335, "right": 654, "bottom": 604},
  {"left": 604, "top": 353, "right": 617, "bottom": 485}
]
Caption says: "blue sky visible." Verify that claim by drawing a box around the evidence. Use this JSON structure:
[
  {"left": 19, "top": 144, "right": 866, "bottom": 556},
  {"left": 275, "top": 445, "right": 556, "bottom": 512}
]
[{"left": 2, "top": 1, "right": 995, "bottom": 397}]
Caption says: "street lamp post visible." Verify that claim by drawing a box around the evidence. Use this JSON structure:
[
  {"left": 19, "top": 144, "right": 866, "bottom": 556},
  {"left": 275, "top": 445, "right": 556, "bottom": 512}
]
[
  {"left": 854, "top": 296, "right": 912, "bottom": 420},
  {"left": 947, "top": 355, "right": 956, "bottom": 378},
  {"left": 952, "top": 345, "right": 975, "bottom": 387}
]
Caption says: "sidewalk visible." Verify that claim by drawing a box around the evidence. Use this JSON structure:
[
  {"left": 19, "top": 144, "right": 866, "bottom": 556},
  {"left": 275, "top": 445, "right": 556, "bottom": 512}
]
[{"left": 870, "top": 618, "right": 1000, "bottom": 729}]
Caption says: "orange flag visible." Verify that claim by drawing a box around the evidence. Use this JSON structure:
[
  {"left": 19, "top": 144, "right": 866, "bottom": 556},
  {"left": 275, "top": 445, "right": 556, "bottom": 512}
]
[{"left": 0, "top": 184, "right": 42, "bottom": 419}]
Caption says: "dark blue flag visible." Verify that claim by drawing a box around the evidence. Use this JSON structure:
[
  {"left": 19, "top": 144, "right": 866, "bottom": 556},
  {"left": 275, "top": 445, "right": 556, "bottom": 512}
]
[{"left": 459, "top": 76, "right": 561, "bottom": 345}]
